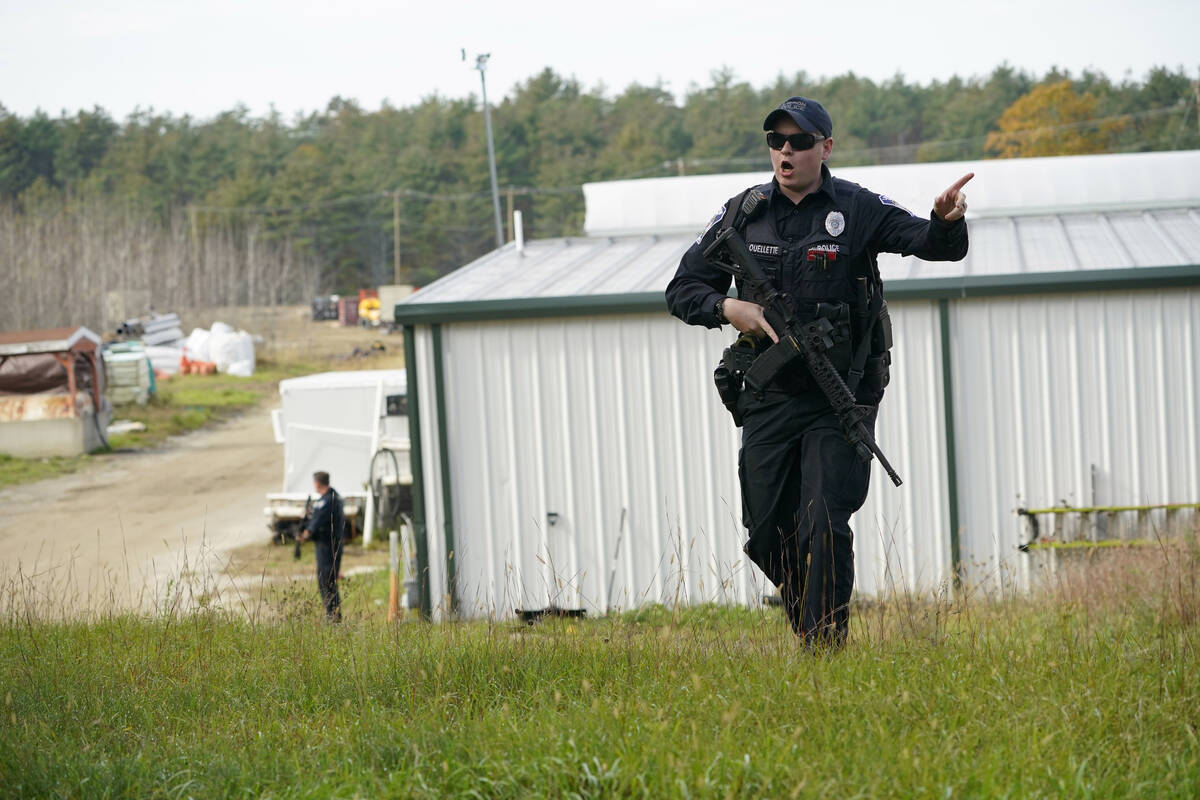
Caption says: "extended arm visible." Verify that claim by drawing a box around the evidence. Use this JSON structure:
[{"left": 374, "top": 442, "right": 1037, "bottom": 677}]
[{"left": 868, "top": 173, "right": 973, "bottom": 261}]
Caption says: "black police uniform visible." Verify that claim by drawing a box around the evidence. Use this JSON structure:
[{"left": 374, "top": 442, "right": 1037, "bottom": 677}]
[
  {"left": 666, "top": 164, "right": 968, "bottom": 644},
  {"left": 306, "top": 487, "right": 348, "bottom": 619}
]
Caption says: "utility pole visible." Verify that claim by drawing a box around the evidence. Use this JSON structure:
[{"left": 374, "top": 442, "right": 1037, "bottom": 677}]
[
  {"left": 464, "top": 49, "right": 505, "bottom": 249},
  {"left": 1194, "top": 80, "right": 1200, "bottom": 134},
  {"left": 505, "top": 186, "right": 515, "bottom": 242},
  {"left": 392, "top": 190, "right": 402, "bottom": 284}
]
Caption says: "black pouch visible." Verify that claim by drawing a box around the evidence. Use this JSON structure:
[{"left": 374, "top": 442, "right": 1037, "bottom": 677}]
[
  {"left": 856, "top": 351, "right": 891, "bottom": 406},
  {"left": 871, "top": 300, "right": 893, "bottom": 353}
]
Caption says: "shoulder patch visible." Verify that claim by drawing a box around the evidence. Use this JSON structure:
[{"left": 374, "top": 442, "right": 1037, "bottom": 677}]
[
  {"left": 879, "top": 195, "right": 915, "bottom": 216},
  {"left": 695, "top": 203, "right": 727, "bottom": 244}
]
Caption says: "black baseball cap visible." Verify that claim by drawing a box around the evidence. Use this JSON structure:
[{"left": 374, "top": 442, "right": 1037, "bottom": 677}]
[{"left": 763, "top": 96, "right": 833, "bottom": 139}]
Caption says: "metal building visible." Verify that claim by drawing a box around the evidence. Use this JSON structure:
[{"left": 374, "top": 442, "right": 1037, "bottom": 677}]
[{"left": 396, "top": 150, "right": 1200, "bottom": 619}]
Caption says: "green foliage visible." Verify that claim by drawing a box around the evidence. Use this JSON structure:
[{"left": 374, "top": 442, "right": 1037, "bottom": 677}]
[{"left": 2, "top": 65, "right": 1196, "bottom": 290}]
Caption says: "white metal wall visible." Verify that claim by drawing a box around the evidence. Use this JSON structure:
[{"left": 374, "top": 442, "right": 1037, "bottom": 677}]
[
  {"left": 950, "top": 288, "right": 1200, "bottom": 592},
  {"left": 415, "top": 287, "right": 1200, "bottom": 617},
  {"left": 418, "top": 301, "right": 953, "bottom": 619}
]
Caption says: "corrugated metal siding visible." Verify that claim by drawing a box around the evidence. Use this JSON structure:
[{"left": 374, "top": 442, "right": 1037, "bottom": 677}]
[
  {"left": 950, "top": 288, "right": 1200, "bottom": 592},
  {"left": 428, "top": 302, "right": 952, "bottom": 618},
  {"left": 853, "top": 301, "right": 952, "bottom": 595},
  {"left": 436, "top": 314, "right": 756, "bottom": 617}
]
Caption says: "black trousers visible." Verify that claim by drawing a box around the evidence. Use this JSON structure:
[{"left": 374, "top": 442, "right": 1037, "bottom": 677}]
[
  {"left": 738, "top": 390, "right": 875, "bottom": 644},
  {"left": 314, "top": 538, "right": 344, "bottom": 620}
]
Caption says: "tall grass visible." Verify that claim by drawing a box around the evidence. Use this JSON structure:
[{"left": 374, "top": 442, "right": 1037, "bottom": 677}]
[{"left": 1, "top": 535, "right": 1198, "bottom": 798}]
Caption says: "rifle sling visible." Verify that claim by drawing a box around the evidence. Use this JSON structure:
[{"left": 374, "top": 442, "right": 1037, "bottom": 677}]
[{"left": 845, "top": 290, "right": 884, "bottom": 393}]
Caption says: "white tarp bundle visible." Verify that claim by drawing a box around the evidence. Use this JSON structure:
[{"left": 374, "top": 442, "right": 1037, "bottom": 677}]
[
  {"left": 182, "top": 322, "right": 256, "bottom": 376},
  {"left": 183, "top": 327, "right": 212, "bottom": 361}
]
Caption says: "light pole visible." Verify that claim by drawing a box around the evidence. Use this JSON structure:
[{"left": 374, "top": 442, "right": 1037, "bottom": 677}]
[{"left": 465, "top": 50, "right": 505, "bottom": 249}]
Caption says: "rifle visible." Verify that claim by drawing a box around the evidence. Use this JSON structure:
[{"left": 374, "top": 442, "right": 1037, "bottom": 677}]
[
  {"left": 294, "top": 494, "right": 313, "bottom": 560},
  {"left": 703, "top": 196, "right": 903, "bottom": 488}
]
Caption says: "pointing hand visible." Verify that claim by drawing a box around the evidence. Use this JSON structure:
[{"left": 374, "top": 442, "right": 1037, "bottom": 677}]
[{"left": 934, "top": 172, "right": 974, "bottom": 222}]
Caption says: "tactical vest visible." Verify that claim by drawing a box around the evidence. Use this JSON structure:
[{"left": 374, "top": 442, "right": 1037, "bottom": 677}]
[
  {"left": 724, "top": 186, "right": 892, "bottom": 400},
  {"left": 739, "top": 200, "right": 862, "bottom": 306}
]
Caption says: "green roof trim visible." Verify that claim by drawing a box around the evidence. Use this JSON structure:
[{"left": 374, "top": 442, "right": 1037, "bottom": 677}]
[
  {"left": 395, "top": 292, "right": 663, "bottom": 325},
  {"left": 394, "top": 263, "right": 1200, "bottom": 325}
]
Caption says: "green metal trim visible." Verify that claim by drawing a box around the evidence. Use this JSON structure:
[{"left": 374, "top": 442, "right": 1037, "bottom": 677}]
[
  {"left": 402, "top": 325, "right": 432, "bottom": 619},
  {"left": 431, "top": 324, "right": 458, "bottom": 613},
  {"left": 1019, "top": 502, "right": 1200, "bottom": 514},
  {"left": 938, "top": 298, "right": 963, "bottom": 589},
  {"left": 1023, "top": 538, "right": 1158, "bottom": 551},
  {"left": 395, "top": 292, "right": 664, "bottom": 325},
  {"left": 885, "top": 264, "right": 1200, "bottom": 301},
  {"left": 394, "top": 263, "right": 1200, "bottom": 325}
]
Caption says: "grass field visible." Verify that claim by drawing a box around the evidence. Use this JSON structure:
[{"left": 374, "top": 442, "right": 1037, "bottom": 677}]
[
  {"left": 0, "top": 452, "right": 86, "bottom": 487},
  {"left": 2, "top": 539, "right": 1198, "bottom": 798}
]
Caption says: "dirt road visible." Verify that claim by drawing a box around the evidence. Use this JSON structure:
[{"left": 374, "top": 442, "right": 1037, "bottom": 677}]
[{"left": 0, "top": 406, "right": 281, "bottom": 616}]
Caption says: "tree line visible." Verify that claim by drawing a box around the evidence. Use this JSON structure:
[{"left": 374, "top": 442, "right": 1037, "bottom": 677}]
[{"left": 1, "top": 64, "right": 1196, "bottom": 331}]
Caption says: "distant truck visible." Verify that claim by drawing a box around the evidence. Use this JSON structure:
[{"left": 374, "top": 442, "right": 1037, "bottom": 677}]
[
  {"left": 311, "top": 295, "right": 340, "bottom": 321},
  {"left": 377, "top": 284, "right": 416, "bottom": 331},
  {"left": 265, "top": 370, "right": 412, "bottom": 545}
]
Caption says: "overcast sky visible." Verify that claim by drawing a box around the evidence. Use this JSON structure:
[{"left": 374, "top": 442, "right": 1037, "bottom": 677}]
[{"left": 3, "top": 0, "right": 1197, "bottom": 120}]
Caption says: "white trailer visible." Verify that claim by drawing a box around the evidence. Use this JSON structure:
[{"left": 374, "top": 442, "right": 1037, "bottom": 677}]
[{"left": 265, "top": 369, "right": 413, "bottom": 545}]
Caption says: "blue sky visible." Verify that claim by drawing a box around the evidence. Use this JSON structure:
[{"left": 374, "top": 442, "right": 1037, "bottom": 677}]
[{"left": 3, "top": 0, "right": 1197, "bottom": 119}]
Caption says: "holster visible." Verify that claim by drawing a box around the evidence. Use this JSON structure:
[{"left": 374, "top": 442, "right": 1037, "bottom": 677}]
[{"left": 713, "top": 334, "right": 760, "bottom": 427}]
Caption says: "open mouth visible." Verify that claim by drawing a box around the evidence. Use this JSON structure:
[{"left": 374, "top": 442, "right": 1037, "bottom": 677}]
[{"left": 779, "top": 159, "right": 794, "bottom": 177}]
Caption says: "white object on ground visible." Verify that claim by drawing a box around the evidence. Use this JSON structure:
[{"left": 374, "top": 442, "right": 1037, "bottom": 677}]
[
  {"left": 107, "top": 419, "right": 147, "bottom": 435},
  {"left": 183, "top": 327, "right": 213, "bottom": 362},
  {"left": 226, "top": 359, "right": 254, "bottom": 378},
  {"left": 209, "top": 328, "right": 255, "bottom": 375}
]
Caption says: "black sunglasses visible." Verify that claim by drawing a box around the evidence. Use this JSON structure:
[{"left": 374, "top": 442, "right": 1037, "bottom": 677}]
[{"left": 766, "top": 131, "right": 824, "bottom": 151}]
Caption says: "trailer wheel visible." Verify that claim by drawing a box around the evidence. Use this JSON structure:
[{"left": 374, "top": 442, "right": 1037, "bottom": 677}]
[{"left": 370, "top": 447, "right": 402, "bottom": 527}]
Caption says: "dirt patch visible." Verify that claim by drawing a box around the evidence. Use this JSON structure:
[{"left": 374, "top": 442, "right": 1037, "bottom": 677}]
[{"left": 0, "top": 406, "right": 282, "bottom": 615}]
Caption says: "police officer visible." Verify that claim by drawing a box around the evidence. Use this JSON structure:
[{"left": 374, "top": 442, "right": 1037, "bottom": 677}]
[
  {"left": 302, "top": 470, "right": 348, "bottom": 621},
  {"left": 666, "top": 97, "right": 972, "bottom": 646}
]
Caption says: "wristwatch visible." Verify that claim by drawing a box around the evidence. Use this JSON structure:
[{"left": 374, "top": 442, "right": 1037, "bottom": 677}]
[{"left": 714, "top": 297, "right": 728, "bottom": 325}]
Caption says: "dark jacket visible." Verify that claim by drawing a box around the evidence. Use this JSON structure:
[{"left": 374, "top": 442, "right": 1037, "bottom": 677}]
[
  {"left": 306, "top": 488, "right": 347, "bottom": 543},
  {"left": 665, "top": 165, "right": 968, "bottom": 328}
]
